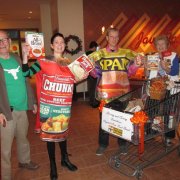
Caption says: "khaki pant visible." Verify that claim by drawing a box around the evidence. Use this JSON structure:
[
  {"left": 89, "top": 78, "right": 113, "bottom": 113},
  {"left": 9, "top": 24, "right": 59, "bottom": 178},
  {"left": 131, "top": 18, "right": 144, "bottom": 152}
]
[{"left": 0, "top": 111, "right": 30, "bottom": 180}]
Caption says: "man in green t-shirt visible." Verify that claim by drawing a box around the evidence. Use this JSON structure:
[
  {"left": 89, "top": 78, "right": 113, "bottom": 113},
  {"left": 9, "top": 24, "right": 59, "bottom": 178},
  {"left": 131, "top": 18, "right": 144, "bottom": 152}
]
[{"left": 0, "top": 30, "right": 39, "bottom": 180}]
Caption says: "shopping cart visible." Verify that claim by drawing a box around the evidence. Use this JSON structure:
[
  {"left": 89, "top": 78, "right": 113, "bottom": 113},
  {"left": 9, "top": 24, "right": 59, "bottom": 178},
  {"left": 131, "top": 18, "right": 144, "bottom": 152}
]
[{"left": 102, "top": 82, "right": 180, "bottom": 179}]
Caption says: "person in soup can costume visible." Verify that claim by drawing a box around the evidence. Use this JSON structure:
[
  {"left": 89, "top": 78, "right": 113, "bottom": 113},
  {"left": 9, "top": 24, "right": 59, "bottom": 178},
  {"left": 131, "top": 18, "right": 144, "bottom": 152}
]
[{"left": 22, "top": 32, "right": 94, "bottom": 180}]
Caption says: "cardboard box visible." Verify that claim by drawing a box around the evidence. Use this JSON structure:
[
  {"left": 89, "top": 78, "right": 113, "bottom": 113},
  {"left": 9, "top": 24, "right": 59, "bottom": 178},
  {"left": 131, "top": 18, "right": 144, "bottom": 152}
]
[
  {"left": 68, "top": 54, "right": 94, "bottom": 81},
  {"left": 25, "top": 32, "right": 45, "bottom": 59},
  {"left": 162, "top": 51, "right": 172, "bottom": 69},
  {"left": 147, "top": 54, "right": 159, "bottom": 70}
]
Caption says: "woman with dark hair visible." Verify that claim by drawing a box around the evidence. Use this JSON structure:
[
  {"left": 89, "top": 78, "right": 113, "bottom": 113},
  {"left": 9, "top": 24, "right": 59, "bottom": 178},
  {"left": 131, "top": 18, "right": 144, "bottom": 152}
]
[{"left": 22, "top": 32, "right": 78, "bottom": 180}]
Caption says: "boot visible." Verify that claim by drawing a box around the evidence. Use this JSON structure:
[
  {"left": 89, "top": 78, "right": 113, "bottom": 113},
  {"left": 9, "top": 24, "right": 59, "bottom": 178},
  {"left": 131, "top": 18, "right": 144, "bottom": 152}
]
[
  {"left": 61, "top": 154, "right": 78, "bottom": 171},
  {"left": 50, "top": 159, "right": 58, "bottom": 180},
  {"left": 47, "top": 142, "right": 58, "bottom": 180},
  {"left": 59, "top": 140, "right": 78, "bottom": 171}
]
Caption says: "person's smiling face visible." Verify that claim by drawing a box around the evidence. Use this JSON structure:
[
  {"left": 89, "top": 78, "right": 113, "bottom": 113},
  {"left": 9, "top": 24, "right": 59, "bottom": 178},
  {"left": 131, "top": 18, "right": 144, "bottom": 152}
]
[
  {"left": 0, "top": 31, "right": 11, "bottom": 55},
  {"left": 51, "top": 36, "right": 65, "bottom": 56},
  {"left": 106, "top": 30, "right": 119, "bottom": 49},
  {"left": 155, "top": 39, "right": 168, "bottom": 53}
]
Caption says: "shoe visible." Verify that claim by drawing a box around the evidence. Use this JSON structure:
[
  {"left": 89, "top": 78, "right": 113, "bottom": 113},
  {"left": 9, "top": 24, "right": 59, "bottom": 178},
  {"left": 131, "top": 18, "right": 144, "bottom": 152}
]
[
  {"left": 19, "top": 161, "right": 39, "bottom": 170},
  {"left": 90, "top": 100, "right": 100, "bottom": 108},
  {"left": 50, "top": 160, "right": 58, "bottom": 180},
  {"left": 61, "top": 154, "right": 78, "bottom": 171},
  {"left": 96, "top": 146, "right": 107, "bottom": 156},
  {"left": 165, "top": 138, "right": 173, "bottom": 147},
  {"left": 119, "top": 144, "right": 128, "bottom": 155},
  {"left": 34, "top": 128, "right": 41, "bottom": 134}
]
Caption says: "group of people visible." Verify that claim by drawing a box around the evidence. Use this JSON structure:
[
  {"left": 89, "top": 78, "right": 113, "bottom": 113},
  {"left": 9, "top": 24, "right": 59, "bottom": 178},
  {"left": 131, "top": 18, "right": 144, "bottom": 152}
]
[{"left": 0, "top": 27, "right": 179, "bottom": 180}]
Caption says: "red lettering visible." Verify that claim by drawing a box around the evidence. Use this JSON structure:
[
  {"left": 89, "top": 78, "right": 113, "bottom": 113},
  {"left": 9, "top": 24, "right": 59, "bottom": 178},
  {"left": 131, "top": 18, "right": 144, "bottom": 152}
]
[
  {"left": 134, "top": 31, "right": 177, "bottom": 49},
  {"left": 134, "top": 32, "right": 143, "bottom": 49}
]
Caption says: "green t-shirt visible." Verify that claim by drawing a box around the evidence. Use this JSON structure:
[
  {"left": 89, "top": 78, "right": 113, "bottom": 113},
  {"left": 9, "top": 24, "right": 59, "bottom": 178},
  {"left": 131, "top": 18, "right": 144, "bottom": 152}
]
[{"left": 0, "top": 55, "right": 28, "bottom": 110}]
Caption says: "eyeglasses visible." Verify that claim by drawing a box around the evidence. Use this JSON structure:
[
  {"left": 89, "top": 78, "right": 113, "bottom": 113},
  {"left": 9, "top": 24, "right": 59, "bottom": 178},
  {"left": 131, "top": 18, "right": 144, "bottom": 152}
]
[{"left": 0, "top": 38, "right": 9, "bottom": 44}]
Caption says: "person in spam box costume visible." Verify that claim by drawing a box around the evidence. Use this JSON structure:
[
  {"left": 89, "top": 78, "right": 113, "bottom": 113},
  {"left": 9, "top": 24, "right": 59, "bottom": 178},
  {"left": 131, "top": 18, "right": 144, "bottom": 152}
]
[
  {"left": 22, "top": 32, "right": 94, "bottom": 180},
  {"left": 88, "top": 27, "right": 144, "bottom": 156}
]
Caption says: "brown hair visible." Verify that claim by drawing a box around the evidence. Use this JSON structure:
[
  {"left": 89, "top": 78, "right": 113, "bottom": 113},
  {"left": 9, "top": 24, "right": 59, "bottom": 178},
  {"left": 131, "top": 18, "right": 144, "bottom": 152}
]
[
  {"left": 51, "top": 32, "right": 65, "bottom": 44},
  {"left": 153, "top": 35, "right": 169, "bottom": 46}
]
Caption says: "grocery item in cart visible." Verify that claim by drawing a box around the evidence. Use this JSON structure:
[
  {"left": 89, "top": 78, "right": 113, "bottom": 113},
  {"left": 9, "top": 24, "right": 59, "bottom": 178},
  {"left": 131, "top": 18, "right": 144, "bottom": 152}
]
[
  {"left": 152, "top": 116, "right": 164, "bottom": 132},
  {"left": 149, "top": 76, "right": 168, "bottom": 100},
  {"left": 124, "top": 98, "right": 144, "bottom": 112}
]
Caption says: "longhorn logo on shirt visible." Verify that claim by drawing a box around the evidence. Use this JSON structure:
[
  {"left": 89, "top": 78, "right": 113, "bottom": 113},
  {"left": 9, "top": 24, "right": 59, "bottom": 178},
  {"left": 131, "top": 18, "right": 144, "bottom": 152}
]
[{"left": 4, "top": 66, "right": 20, "bottom": 80}]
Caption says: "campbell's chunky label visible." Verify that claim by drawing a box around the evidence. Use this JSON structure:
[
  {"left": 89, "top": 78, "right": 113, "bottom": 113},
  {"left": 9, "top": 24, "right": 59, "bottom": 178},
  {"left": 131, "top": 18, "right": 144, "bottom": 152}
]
[
  {"left": 40, "top": 74, "right": 74, "bottom": 140},
  {"left": 36, "top": 60, "right": 75, "bottom": 142},
  {"left": 68, "top": 54, "right": 94, "bottom": 82},
  {"left": 25, "top": 32, "right": 45, "bottom": 59},
  {"left": 40, "top": 74, "right": 74, "bottom": 109}
]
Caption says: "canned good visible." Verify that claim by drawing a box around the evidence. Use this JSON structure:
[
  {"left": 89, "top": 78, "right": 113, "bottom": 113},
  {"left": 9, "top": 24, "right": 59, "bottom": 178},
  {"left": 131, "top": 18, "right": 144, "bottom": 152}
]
[{"left": 168, "top": 116, "right": 174, "bottom": 129}]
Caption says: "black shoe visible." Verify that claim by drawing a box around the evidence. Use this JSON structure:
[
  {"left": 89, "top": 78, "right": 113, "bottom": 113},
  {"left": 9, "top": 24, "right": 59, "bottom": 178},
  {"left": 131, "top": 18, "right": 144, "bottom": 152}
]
[
  {"left": 119, "top": 140, "right": 128, "bottom": 155},
  {"left": 96, "top": 146, "right": 107, "bottom": 156},
  {"left": 91, "top": 100, "right": 100, "bottom": 108},
  {"left": 165, "top": 138, "right": 174, "bottom": 147},
  {"left": 51, "top": 176, "right": 57, "bottom": 180},
  {"left": 61, "top": 154, "right": 78, "bottom": 171},
  {"left": 50, "top": 161, "right": 58, "bottom": 180}
]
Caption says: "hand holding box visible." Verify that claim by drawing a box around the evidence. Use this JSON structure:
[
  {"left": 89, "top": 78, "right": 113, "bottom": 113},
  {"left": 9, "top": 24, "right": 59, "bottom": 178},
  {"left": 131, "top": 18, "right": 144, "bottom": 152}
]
[
  {"left": 25, "top": 32, "right": 45, "bottom": 59},
  {"left": 68, "top": 54, "right": 94, "bottom": 82}
]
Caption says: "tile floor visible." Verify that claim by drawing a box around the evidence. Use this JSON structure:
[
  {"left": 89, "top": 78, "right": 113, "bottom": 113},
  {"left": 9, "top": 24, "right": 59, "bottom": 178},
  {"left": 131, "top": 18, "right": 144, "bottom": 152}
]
[{"left": 10, "top": 83, "right": 180, "bottom": 180}]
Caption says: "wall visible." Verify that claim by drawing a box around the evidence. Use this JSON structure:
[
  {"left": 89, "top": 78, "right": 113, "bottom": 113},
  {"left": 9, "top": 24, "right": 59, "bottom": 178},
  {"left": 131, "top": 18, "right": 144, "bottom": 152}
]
[
  {"left": 40, "top": 2, "right": 53, "bottom": 55},
  {"left": 1, "top": 0, "right": 179, "bottom": 55},
  {"left": 57, "top": 0, "right": 84, "bottom": 61},
  {"left": 50, "top": 0, "right": 59, "bottom": 34},
  {"left": 0, "top": 20, "right": 40, "bottom": 29},
  {"left": 83, "top": 0, "right": 180, "bottom": 54}
]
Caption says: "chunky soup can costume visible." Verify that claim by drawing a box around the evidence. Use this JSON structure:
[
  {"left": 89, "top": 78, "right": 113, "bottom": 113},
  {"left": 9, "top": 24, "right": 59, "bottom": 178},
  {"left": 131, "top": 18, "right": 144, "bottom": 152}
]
[
  {"left": 38, "top": 60, "right": 74, "bottom": 142},
  {"left": 23, "top": 54, "right": 94, "bottom": 142}
]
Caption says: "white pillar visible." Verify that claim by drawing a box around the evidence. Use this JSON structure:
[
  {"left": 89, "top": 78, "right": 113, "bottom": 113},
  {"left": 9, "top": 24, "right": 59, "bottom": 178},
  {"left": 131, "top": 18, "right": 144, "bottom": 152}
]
[
  {"left": 40, "top": 0, "right": 52, "bottom": 55},
  {"left": 57, "top": 0, "right": 84, "bottom": 60}
]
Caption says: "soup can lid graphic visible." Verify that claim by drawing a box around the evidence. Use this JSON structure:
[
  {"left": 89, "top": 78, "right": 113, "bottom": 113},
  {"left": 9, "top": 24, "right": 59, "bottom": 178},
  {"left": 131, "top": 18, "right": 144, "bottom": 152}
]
[{"left": 25, "top": 31, "right": 45, "bottom": 59}]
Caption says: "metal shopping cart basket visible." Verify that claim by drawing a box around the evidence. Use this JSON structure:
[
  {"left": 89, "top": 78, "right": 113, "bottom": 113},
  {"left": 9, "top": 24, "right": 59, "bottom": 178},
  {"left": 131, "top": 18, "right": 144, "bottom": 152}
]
[{"left": 102, "top": 81, "right": 180, "bottom": 179}]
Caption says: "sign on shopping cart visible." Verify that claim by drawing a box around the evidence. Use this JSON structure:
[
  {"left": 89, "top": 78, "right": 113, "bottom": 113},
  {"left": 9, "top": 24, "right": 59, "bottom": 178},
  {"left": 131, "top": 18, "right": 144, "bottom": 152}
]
[{"left": 102, "top": 107, "right": 134, "bottom": 141}]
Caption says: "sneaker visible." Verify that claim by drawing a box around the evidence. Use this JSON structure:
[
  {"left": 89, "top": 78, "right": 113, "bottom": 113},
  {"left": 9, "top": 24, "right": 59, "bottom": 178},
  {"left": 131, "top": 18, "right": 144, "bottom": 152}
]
[
  {"left": 34, "top": 129, "right": 41, "bottom": 134},
  {"left": 119, "top": 144, "right": 128, "bottom": 155},
  {"left": 19, "top": 161, "right": 39, "bottom": 170},
  {"left": 165, "top": 138, "right": 173, "bottom": 147},
  {"left": 96, "top": 146, "right": 107, "bottom": 156}
]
